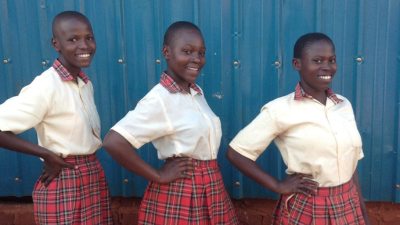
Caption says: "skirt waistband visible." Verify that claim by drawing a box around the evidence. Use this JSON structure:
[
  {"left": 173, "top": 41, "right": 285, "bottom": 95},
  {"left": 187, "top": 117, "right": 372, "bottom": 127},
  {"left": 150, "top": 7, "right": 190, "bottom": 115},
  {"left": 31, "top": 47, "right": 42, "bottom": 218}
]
[
  {"left": 316, "top": 179, "right": 354, "bottom": 196},
  {"left": 64, "top": 153, "right": 98, "bottom": 164},
  {"left": 166, "top": 158, "right": 219, "bottom": 168}
]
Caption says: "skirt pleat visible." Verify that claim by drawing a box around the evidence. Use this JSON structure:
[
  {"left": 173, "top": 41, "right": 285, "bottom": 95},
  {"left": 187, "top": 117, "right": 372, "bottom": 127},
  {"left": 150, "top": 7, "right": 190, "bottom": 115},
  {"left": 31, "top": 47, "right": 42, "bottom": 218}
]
[
  {"left": 32, "top": 154, "right": 114, "bottom": 225},
  {"left": 272, "top": 179, "right": 365, "bottom": 225},
  {"left": 138, "top": 158, "right": 239, "bottom": 225}
]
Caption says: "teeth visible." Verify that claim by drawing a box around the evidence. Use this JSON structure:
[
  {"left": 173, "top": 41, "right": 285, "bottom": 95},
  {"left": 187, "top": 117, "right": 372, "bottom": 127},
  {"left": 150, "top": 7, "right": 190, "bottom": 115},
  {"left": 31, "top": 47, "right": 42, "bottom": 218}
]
[
  {"left": 319, "top": 75, "right": 331, "bottom": 80},
  {"left": 78, "top": 54, "right": 90, "bottom": 58},
  {"left": 187, "top": 67, "right": 198, "bottom": 71}
]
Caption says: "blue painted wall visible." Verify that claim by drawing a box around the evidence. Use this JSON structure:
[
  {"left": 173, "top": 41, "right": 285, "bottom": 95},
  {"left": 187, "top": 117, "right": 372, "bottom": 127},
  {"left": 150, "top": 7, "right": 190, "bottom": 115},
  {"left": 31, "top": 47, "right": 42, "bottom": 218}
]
[{"left": 0, "top": 0, "right": 399, "bottom": 202}]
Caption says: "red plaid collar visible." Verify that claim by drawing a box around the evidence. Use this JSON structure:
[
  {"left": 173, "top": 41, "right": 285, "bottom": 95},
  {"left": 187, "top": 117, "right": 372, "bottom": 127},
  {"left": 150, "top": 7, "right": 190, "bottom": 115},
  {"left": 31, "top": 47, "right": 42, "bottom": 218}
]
[
  {"left": 294, "top": 82, "right": 343, "bottom": 105},
  {"left": 52, "top": 59, "right": 90, "bottom": 84},
  {"left": 159, "top": 72, "right": 202, "bottom": 95}
]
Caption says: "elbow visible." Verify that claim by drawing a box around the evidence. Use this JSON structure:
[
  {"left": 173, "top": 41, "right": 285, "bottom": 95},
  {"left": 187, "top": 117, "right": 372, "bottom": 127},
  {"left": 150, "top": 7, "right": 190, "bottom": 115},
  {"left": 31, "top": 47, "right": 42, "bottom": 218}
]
[
  {"left": 225, "top": 146, "right": 235, "bottom": 163},
  {"left": 102, "top": 133, "right": 113, "bottom": 153}
]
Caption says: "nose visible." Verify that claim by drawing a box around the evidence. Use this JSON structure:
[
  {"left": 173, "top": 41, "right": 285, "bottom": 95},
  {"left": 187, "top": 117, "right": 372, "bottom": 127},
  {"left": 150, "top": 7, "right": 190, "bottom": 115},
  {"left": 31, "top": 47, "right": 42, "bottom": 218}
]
[
  {"left": 321, "top": 61, "right": 332, "bottom": 71},
  {"left": 191, "top": 53, "right": 201, "bottom": 63},
  {"left": 78, "top": 39, "right": 88, "bottom": 49}
]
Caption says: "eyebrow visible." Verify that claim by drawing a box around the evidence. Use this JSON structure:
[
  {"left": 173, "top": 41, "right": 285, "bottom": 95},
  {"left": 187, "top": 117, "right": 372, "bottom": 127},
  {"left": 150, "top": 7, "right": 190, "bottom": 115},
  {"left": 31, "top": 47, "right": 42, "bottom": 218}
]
[{"left": 181, "top": 44, "right": 206, "bottom": 49}]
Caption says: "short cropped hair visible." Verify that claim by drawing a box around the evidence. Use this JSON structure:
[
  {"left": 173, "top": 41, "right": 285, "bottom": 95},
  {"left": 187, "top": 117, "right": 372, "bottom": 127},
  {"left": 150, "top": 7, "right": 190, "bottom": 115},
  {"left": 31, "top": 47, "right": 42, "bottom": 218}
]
[
  {"left": 163, "top": 21, "right": 201, "bottom": 46},
  {"left": 293, "top": 33, "right": 334, "bottom": 58},
  {"left": 52, "top": 11, "right": 90, "bottom": 37}
]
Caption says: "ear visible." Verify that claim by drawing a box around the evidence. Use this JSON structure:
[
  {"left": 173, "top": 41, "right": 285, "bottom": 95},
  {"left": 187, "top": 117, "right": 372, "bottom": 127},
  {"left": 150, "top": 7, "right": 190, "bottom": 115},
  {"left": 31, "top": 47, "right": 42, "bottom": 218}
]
[
  {"left": 292, "top": 58, "right": 301, "bottom": 71},
  {"left": 51, "top": 37, "right": 60, "bottom": 52},
  {"left": 162, "top": 45, "right": 170, "bottom": 60}
]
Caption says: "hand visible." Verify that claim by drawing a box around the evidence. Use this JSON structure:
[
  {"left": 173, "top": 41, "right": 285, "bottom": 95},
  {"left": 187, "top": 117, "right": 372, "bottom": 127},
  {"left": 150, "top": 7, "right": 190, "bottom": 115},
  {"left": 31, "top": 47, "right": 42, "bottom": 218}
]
[
  {"left": 157, "top": 157, "right": 197, "bottom": 184},
  {"left": 40, "top": 153, "right": 77, "bottom": 187},
  {"left": 275, "top": 173, "right": 319, "bottom": 197}
]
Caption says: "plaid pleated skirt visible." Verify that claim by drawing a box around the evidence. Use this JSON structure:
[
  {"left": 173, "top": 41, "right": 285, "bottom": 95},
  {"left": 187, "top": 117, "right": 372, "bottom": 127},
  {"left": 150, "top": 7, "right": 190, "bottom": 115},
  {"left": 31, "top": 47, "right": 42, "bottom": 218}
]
[
  {"left": 138, "top": 158, "right": 239, "bottom": 225},
  {"left": 272, "top": 179, "right": 365, "bottom": 225},
  {"left": 32, "top": 154, "right": 114, "bottom": 225}
]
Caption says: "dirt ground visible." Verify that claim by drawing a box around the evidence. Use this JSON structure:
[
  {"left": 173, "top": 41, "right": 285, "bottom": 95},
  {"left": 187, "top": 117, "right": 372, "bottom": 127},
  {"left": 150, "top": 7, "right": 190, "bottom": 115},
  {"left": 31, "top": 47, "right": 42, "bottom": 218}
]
[{"left": 0, "top": 197, "right": 399, "bottom": 224}]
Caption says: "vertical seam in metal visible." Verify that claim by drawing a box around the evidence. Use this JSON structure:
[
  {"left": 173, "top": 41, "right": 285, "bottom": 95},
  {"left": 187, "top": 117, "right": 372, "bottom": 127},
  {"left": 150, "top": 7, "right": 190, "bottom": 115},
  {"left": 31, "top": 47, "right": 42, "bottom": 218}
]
[
  {"left": 355, "top": 0, "right": 367, "bottom": 199},
  {"left": 315, "top": 0, "right": 322, "bottom": 31},
  {"left": 231, "top": 0, "right": 243, "bottom": 199}
]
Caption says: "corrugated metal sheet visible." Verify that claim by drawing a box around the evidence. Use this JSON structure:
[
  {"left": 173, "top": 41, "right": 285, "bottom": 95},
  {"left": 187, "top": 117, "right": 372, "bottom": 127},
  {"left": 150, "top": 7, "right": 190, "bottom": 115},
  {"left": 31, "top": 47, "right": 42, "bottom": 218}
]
[{"left": 0, "top": 0, "right": 399, "bottom": 202}]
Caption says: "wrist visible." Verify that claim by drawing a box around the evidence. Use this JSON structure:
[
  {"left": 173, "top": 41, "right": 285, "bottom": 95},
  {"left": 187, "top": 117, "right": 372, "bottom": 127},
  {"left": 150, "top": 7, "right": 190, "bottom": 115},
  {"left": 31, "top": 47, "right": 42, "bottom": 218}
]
[
  {"left": 41, "top": 149, "right": 56, "bottom": 161},
  {"left": 269, "top": 178, "right": 281, "bottom": 194}
]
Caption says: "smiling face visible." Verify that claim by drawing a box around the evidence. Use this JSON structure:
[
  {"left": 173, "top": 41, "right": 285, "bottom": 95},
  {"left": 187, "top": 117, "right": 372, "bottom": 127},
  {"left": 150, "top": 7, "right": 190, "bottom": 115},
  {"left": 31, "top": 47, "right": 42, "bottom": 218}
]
[
  {"left": 51, "top": 17, "right": 96, "bottom": 76},
  {"left": 163, "top": 28, "right": 206, "bottom": 92},
  {"left": 292, "top": 40, "right": 337, "bottom": 98}
]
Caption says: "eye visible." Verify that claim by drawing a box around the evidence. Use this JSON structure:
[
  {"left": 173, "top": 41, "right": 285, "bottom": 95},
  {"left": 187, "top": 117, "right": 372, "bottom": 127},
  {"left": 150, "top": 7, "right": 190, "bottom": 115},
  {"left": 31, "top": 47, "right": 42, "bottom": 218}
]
[
  {"left": 69, "top": 38, "right": 77, "bottom": 42},
  {"left": 313, "top": 59, "right": 321, "bottom": 63},
  {"left": 330, "top": 59, "right": 336, "bottom": 63},
  {"left": 87, "top": 37, "right": 94, "bottom": 41},
  {"left": 199, "top": 52, "right": 205, "bottom": 56},
  {"left": 183, "top": 50, "right": 191, "bottom": 54}
]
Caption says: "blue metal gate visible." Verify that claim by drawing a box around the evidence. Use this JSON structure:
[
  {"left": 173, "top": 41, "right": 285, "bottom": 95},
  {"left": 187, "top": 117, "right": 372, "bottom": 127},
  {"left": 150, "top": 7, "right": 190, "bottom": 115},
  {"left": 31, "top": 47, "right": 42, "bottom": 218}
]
[{"left": 1, "top": 0, "right": 399, "bottom": 202}]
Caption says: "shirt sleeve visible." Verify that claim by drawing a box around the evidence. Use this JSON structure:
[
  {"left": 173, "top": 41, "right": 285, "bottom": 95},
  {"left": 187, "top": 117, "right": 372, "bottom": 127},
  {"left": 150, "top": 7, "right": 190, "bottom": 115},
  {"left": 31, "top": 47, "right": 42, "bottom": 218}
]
[
  {"left": 229, "top": 106, "right": 280, "bottom": 161},
  {"left": 0, "top": 77, "right": 49, "bottom": 134},
  {"left": 111, "top": 94, "right": 172, "bottom": 149}
]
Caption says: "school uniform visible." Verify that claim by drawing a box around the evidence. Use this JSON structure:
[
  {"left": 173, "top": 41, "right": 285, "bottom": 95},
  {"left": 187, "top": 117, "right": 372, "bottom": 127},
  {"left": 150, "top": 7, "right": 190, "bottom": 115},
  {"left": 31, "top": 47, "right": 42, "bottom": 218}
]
[
  {"left": 0, "top": 59, "right": 113, "bottom": 224},
  {"left": 112, "top": 72, "right": 239, "bottom": 225},
  {"left": 230, "top": 83, "right": 365, "bottom": 225}
]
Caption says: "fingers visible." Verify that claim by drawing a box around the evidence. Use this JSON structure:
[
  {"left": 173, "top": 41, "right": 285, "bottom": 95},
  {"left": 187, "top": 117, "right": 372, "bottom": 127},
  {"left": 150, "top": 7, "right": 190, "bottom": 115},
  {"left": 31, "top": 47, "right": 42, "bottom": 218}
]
[
  {"left": 281, "top": 173, "right": 319, "bottom": 196},
  {"left": 168, "top": 157, "right": 197, "bottom": 171},
  {"left": 40, "top": 172, "right": 50, "bottom": 184},
  {"left": 297, "top": 188, "right": 313, "bottom": 197},
  {"left": 296, "top": 173, "right": 314, "bottom": 180},
  {"left": 64, "top": 162, "right": 78, "bottom": 170},
  {"left": 179, "top": 173, "right": 192, "bottom": 180},
  {"left": 43, "top": 174, "right": 57, "bottom": 187}
]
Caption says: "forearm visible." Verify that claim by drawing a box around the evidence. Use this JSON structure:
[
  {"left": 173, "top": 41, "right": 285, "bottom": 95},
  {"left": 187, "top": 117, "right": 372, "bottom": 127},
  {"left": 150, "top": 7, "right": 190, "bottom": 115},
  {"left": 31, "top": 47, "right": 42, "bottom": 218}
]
[
  {"left": 103, "top": 130, "right": 161, "bottom": 182},
  {"left": 352, "top": 168, "right": 371, "bottom": 224},
  {"left": 226, "top": 146, "right": 280, "bottom": 192},
  {"left": 0, "top": 130, "right": 53, "bottom": 159}
]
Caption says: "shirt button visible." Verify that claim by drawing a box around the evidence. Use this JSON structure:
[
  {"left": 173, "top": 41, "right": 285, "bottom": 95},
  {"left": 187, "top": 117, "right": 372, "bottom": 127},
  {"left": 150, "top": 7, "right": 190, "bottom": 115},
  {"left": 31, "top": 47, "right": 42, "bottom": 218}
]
[{"left": 212, "top": 153, "right": 215, "bottom": 156}]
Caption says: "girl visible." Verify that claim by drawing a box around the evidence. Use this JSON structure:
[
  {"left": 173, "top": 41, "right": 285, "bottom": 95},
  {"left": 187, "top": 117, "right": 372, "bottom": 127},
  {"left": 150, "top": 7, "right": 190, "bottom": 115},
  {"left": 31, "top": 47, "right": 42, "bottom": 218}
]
[
  {"left": 0, "top": 11, "right": 113, "bottom": 224},
  {"left": 103, "top": 21, "right": 239, "bottom": 225},
  {"left": 226, "top": 33, "right": 370, "bottom": 225}
]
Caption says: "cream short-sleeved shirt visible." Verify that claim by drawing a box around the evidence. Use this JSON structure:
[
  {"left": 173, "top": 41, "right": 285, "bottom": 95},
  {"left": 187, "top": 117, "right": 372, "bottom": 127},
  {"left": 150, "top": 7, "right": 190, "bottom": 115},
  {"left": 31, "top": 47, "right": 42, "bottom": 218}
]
[
  {"left": 0, "top": 67, "right": 102, "bottom": 157},
  {"left": 229, "top": 92, "right": 364, "bottom": 187},
  {"left": 112, "top": 84, "right": 222, "bottom": 160}
]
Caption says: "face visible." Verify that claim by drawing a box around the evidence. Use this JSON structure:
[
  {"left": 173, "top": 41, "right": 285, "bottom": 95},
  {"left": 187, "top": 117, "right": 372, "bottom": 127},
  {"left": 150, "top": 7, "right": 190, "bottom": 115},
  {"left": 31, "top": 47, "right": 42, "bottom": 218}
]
[
  {"left": 51, "top": 18, "right": 96, "bottom": 76},
  {"left": 292, "top": 40, "right": 337, "bottom": 96},
  {"left": 163, "top": 29, "right": 206, "bottom": 89}
]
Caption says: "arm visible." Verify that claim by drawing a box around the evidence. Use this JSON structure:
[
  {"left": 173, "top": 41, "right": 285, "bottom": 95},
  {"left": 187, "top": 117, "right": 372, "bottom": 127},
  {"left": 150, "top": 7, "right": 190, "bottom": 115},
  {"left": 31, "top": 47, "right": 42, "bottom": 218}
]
[
  {"left": 103, "top": 130, "right": 197, "bottom": 184},
  {"left": 0, "top": 130, "right": 76, "bottom": 186},
  {"left": 226, "top": 146, "right": 318, "bottom": 196},
  {"left": 352, "top": 169, "right": 371, "bottom": 225}
]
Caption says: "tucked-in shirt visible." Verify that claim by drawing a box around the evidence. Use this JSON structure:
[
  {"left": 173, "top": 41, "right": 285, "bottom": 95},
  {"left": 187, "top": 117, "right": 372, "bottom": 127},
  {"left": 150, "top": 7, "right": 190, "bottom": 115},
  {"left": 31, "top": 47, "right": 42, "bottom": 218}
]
[
  {"left": 0, "top": 59, "right": 101, "bottom": 157},
  {"left": 112, "top": 72, "right": 222, "bottom": 160},
  {"left": 229, "top": 83, "right": 364, "bottom": 187}
]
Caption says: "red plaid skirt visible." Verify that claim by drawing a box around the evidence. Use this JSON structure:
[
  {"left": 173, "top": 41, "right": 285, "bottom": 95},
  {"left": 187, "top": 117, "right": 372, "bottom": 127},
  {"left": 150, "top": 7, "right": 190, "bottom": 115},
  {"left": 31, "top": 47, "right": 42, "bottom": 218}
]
[
  {"left": 32, "top": 154, "right": 114, "bottom": 225},
  {"left": 138, "top": 158, "right": 239, "bottom": 225},
  {"left": 272, "top": 179, "right": 365, "bottom": 225}
]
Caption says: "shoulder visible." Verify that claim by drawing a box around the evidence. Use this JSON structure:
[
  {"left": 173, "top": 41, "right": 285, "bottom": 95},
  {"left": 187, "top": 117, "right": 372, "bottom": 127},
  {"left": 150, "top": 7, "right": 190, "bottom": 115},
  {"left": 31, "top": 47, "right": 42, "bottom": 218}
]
[
  {"left": 333, "top": 94, "right": 356, "bottom": 115},
  {"left": 263, "top": 92, "right": 294, "bottom": 110},
  {"left": 136, "top": 84, "right": 166, "bottom": 107},
  {"left": 335, "top": 94, "right": 350, "bottom": 103},
  {"left": 20, "top": 68, "right": 60, "bottom": 94},
  {"left": 32, "top": 67, "right": 62, "bottom": 87}
]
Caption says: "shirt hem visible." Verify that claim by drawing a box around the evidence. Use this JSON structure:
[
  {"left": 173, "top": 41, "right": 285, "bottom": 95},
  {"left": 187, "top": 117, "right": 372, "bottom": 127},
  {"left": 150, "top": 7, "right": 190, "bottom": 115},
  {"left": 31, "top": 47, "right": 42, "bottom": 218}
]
[
  {"left": 229, "top": 142, "right": 258, "bottom": 161},
  {"left": 111, "top": 126, "right": 143, "bottom": 149}
]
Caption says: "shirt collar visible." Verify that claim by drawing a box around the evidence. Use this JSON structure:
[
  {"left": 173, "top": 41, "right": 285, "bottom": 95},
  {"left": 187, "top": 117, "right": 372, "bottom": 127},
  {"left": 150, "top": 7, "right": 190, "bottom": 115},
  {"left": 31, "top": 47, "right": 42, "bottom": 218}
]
[
  {"left": 159, "top": 71, "right": 202, "bottom": 95},
  {"left": 294, "top": 82, "right": 343, "bottom": 105},
  {"left": 52, "top": 59, "right": 90, "bottom": 84}
]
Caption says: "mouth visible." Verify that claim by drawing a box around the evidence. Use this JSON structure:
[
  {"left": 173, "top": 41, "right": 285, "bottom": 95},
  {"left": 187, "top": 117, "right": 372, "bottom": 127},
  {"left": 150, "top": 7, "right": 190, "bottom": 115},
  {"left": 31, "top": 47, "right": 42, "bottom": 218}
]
[
  {"left": 318, "top": 75, "right": 332, "bottom": 80},
  {"left": 187, "top": 66, "right": 199, "bottom": 71},
  {"left": 77, "top": 53, "right": 91, "bottom": 58}
]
